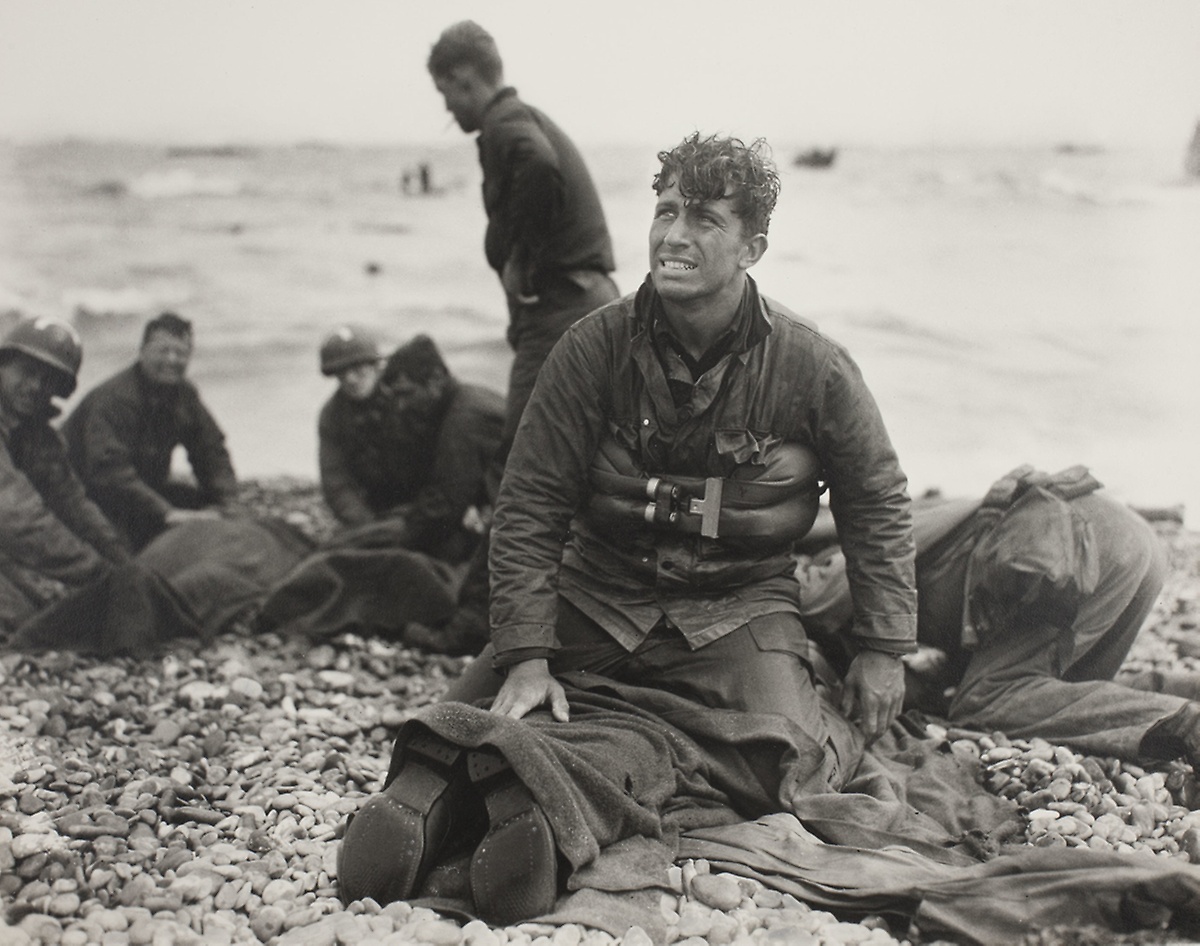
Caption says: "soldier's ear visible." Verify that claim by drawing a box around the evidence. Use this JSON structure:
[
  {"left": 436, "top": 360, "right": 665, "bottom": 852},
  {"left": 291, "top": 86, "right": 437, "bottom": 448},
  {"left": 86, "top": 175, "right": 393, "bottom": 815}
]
[{"left": 739, "top": 233, "right": 768, "bottom": 270}]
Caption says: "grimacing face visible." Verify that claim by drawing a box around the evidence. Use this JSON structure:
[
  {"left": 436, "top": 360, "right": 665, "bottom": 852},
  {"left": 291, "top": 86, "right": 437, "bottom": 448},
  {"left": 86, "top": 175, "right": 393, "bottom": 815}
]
[
  {"left": 139, "top": 330, "right": 192, "bottom": 386},
  {"left": 648, "top": 178, "right": 759, "bottom": 308}
]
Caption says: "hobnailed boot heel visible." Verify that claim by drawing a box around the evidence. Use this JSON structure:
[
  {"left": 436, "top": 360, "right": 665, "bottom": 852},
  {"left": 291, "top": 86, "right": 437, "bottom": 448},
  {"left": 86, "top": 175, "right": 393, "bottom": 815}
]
[
  {"left": 337, "top": 731, "right": 465, "bottom": 906},
  {"left": 467, "top": 748, "right": 559, "bottom": 925}
]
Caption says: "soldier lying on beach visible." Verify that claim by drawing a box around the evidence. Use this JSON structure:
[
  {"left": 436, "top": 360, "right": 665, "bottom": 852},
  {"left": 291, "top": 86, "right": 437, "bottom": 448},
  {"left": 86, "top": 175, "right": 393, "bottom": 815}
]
[
  {"left": 794, "top": 464, "right": 1200, "bottom": 767},
  {"left": 0, "top": 316, "right": 131, "bottom": 636},
  {"left": 63, "top": 311, "right": 240, "bottom": 551},
  {"left": 316, "top": 327, "right": 504, "bottom": 564}
]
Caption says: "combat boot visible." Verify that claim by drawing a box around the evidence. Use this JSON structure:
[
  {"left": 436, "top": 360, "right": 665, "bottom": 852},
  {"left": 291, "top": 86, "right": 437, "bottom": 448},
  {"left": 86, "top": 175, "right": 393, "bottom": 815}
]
[
  {"left": 466, "top": 747, "right": 559, "bottom": 925},
  {"left": 337, "top": 730, "right": 468, "bottom": 905}
]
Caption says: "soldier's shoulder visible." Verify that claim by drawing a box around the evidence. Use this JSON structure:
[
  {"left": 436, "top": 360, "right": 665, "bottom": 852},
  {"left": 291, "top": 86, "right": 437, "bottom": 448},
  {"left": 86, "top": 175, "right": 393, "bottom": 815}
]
[
  {"left": 761, "top": 295, "right": 854, "bottom": 358},
  {"left": 761, "top": 294, "right": 820, "bottom": 335}
]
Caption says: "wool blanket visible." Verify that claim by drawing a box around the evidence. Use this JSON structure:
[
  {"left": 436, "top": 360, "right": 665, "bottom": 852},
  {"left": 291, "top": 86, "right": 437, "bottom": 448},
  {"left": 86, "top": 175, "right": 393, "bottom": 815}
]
[
  {"left": 383, "top": 674, "right": 1200, "bottom": 944},
  {"left": 9, "top": 517, "right": 311, "bottom": 654},
  {"left": 10, "top": 516, "right": 461, "bottom": 651},
  {"left": 256, "top": 518, "right": 458, "bottom": 640}
]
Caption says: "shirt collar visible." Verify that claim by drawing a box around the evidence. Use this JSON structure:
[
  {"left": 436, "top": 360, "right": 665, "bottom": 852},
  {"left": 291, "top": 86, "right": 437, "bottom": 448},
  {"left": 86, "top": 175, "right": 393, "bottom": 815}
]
[
  {"left": 641, "top": 275, "right": 770, "bottom": 367},
  {"left": 482, "top": 86, "right": 518, "bottom": 119}
]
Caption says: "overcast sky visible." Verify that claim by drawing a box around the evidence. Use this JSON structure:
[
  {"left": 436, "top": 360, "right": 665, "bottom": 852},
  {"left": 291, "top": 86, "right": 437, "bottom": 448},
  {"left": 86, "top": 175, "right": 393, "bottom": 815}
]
[{"left": 2, "top": 0, "right": 1199, "bottom": 148}]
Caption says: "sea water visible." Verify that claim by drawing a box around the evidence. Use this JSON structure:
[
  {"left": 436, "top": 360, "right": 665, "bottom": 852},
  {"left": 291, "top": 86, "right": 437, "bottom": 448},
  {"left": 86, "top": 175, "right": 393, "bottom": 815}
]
[{"left": 1, "top": 138, "right": 1197, "bottom": 520}]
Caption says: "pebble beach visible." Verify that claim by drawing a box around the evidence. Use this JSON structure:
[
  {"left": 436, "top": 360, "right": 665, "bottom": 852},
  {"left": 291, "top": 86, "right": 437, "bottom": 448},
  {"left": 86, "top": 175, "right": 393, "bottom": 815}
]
[{"left": 1, "top": 480, "right": 1197, "bottom": 946}]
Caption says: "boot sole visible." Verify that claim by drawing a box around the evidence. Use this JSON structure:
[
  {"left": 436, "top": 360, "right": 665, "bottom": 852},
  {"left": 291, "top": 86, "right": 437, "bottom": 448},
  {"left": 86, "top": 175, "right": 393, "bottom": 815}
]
[
  {"left": 467, "top": 748, "right": 558, "bottom": 925},
  {"left": 337, "top": 731, "right": 463, "bottom": 905}
]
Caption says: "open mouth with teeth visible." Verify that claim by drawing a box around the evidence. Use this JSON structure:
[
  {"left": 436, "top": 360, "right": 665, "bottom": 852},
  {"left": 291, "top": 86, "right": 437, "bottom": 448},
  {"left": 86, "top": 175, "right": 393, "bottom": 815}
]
[{"left": 660, "top": 260, "right": 696, "bottom": 271}]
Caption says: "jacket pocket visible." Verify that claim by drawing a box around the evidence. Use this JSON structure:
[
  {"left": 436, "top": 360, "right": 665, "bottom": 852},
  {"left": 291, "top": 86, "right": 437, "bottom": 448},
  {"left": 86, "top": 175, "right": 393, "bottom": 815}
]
[{"left": 744, "top": 612, "right": 810, "bottom": 659}]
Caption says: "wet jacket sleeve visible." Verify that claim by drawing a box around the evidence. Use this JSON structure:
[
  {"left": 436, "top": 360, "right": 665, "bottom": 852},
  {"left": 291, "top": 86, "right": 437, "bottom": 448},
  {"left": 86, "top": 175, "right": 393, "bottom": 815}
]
[
  {"left": 816, "top": 348, "right": 917, "bottom": 654},
  {"left": 317, "top": 401, "right": 375, "bottom": 528},
  {"left": 34, "top": 432, "right": 132, "bottom": 566},
  {"left": 487, "top": 325, "right": 609, "bottom": 660},
  {"left": 179, "top": 390, "right": 238, "bottom": 505},
  {"left": 0, "top": 434, "right": 126, "bottom": 585},
  {"left": 404, "top": 387, "right": 504, "bottom": 546}
]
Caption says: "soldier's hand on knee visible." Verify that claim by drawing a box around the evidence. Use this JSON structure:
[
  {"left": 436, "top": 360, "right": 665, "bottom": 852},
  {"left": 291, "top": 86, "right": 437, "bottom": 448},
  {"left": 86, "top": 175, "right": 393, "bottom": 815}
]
[
  {"left": 841, "top": 650, "right": 906, "bottom": 744},
  {"left": 490, "top": 658, "right": 570, "bottom": 723}
]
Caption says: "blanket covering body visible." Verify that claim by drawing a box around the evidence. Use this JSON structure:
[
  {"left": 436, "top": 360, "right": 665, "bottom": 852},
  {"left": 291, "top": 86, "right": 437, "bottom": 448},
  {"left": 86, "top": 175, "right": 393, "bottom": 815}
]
[{"left": 384, "top": 675, "right": 1200, "bottom": 944}]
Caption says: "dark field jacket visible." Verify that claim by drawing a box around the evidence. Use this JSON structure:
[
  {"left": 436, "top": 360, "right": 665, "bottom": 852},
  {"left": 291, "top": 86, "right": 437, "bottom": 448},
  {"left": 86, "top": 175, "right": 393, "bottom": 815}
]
[
  {"left": 62, "top": 364, "right": 237, "bottom": 528},
  {"left": 488, "top": 276, "right": 917, "bottom": 664},
  {"left": 319, "top": 378, "right": 505, "bottom": 543},
  {"left": 477, "top": 88, "right": 614, "bottom": 294},
  {"left": 1, "top": 410, "right": 129, "bottom": 586}
]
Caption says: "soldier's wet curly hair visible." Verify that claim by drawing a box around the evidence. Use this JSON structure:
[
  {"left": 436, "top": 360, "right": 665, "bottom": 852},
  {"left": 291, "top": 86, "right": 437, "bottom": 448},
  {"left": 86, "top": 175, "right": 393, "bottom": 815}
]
[{"left": 653, "top": 133, "right": 780, "bottom": 236}]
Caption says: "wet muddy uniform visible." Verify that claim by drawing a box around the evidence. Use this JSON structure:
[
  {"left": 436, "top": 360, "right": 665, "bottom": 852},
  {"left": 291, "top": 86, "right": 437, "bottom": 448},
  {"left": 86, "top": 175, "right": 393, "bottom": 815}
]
[
  {"left": 798, "top": 472, "right": 1189, "bottom": 761},
  {"left": 450, "top": 275, "right": 916, "bottom": 780},
  {"left": 0, "top": 408, "right": 129, "bottom": 631}
]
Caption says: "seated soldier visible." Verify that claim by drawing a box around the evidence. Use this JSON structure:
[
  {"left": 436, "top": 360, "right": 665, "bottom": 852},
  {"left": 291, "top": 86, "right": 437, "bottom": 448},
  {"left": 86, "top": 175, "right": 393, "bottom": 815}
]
[
  {"left": 317, "top": 327, "right": 505, "bottom": 563},
  {"left": 62, "top": 312, "right": 239, "bottom": 550},
  {"left": 794, "top": 464, "right": 1200, "bottom": 766},
  {"left": 0, "top": 316, "right": 130, "bottom": 635}
]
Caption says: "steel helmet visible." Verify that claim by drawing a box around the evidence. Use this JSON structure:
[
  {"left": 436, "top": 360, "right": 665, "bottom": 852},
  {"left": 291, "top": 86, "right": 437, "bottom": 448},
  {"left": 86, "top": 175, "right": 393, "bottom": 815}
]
[
  {"left": 320, "top": 325, "right": 382, "bottom": 376},
  {"left": 0, "top": 316, "right": 83, "bottom": 397}
]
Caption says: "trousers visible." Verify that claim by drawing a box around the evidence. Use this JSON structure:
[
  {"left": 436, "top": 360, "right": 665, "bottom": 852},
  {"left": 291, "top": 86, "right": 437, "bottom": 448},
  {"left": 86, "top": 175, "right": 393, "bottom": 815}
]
[{"left": 445, "top": 597, "right": 857, "bottom": 788}]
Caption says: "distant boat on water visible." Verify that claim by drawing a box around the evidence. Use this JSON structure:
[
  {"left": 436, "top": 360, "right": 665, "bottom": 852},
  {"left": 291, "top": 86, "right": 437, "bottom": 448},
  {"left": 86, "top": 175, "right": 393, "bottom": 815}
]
[
  {"left": 793, "top": 148, "right": 837, "bottom": 169},
  {"left": 1054, "top": 142, "right": 1105, "bottom": 156}
]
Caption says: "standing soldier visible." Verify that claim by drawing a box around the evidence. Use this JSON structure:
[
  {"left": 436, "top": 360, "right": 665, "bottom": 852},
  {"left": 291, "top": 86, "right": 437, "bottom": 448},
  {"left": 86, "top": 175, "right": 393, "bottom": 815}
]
[{"left": 420, "top": 21, "right": 621, "bottom": 652}]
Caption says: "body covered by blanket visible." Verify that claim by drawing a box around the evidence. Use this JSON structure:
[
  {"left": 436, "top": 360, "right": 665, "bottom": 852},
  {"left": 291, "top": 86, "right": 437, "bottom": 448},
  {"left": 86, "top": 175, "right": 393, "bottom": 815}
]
[
  {"left": 368, "top": 675, "right": 1200, "bottom": 944},
  {"left": 10, "top": 515, "right": 462, "bottom": 652},
  {"left": 10, "top": 517, "right": 311, "bottom": 654},
  {"left": 256, "top": 517, "right": 458, "bottom": 640}
]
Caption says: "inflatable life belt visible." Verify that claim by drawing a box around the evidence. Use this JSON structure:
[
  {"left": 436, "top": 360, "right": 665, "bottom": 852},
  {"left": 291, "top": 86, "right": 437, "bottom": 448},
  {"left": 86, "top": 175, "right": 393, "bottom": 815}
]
[{"left": 586, "top": 435, "right": 824, "bottom": 547}]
